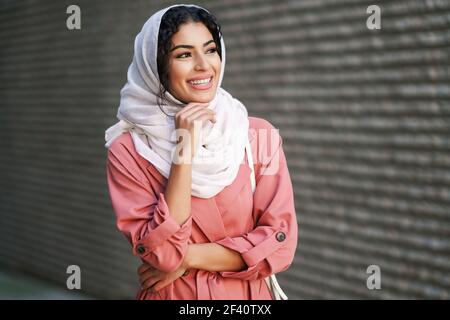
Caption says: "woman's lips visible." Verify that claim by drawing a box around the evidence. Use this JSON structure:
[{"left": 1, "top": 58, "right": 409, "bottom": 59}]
[{"left": 188, "top": 76, "right": 213, "bottom": 90}]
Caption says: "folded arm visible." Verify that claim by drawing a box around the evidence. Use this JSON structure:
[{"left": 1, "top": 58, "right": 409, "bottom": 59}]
[
  {"left": 192, "top": 131, "right": 298, "bottom": 280},
  {"left": 106, "top": 143, "right": 192, "bottom": 273}
]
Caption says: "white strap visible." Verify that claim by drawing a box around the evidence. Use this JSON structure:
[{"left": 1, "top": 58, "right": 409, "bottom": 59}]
[
  {"left": 267, "top": 274, "right": 289, "bottom": 300},
  {"left": 245, "top": 138, "right": 256, "bottom": 193}
]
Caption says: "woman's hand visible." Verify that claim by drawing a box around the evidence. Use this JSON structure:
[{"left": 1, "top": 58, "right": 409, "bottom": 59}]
[
  {"left": 174, "top": 102, "right": 216, "bottom": 159},
  {"left": 138, "top": 261, "right": 189, "bottom": 292}
]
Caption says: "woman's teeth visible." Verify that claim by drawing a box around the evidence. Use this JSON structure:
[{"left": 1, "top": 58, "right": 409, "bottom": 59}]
[{"left": 189, "top": 77, "right": 211, "bottom": 85}]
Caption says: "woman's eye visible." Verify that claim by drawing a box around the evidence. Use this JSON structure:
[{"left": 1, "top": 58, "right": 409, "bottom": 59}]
[
  {"left": 177, "top": 52, "right": 191, "bottom": 58},
  {"left": 176, "top": 48, "right": 216, "bottom": 59}
]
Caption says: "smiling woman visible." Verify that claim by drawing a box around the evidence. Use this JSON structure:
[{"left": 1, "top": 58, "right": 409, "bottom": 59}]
[
  {"left": 167, "top": 23, "right": 220, "bottom": 101},
  {"left": 104, "top": 4, "right": 298, "bottom": 300},
  {"left": 156, "top": 6, "right": 223, "bottom": 111}
]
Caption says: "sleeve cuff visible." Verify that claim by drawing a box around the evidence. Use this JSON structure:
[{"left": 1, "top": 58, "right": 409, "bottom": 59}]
[
  {"left": 133, "top": 192, "right": 192, "bottom": 256},
  {"left": 216, "top": 228, "right": 287, "bottom": 276}
]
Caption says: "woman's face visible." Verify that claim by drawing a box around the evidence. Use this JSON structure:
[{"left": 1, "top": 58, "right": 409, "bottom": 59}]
[{"left": 167, "top": 22, "right": 221, "bottom": 104}]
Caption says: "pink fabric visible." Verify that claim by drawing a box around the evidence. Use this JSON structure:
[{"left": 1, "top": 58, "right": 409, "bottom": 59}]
[{"left": 106, "top": 117, "right": 298, "bottom": 300}]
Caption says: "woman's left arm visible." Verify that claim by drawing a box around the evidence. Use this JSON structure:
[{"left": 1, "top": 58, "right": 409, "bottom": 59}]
[
  {"left": 185, "top": 242, "right": 247, "bottom": 272},
  {"left": 211, "top": 129, "right": 298, "bottom": 280}
]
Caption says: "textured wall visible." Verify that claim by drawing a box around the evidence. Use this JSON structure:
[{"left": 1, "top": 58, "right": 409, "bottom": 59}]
[{"left": 0, "top": 0, "right": 449, "bottom": 299}]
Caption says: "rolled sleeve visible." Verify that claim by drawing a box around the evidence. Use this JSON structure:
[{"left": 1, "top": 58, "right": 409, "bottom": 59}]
[
  {"left": 133, "top": 192, "right": 192, "bottom": 272},
  {"left": 106, "top": 144, "right": 192, "bottom": 273},
  {"left": 217, "top": 131, "right": 298, "bottom": 281}
]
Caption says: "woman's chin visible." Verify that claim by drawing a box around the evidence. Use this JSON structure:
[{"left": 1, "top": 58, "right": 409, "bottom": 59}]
[{"left": 185, "top": 92, "right": 215, "bottom": 104}]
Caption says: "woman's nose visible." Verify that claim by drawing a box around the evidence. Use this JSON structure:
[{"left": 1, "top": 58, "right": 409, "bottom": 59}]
[{"left": 194, "top": 54, "right": 210, "bottom": 71}]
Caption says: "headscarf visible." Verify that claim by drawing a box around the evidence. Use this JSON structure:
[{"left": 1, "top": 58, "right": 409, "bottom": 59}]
[{"left": 105, "top": 4, "right": 249, "bottom": 199}]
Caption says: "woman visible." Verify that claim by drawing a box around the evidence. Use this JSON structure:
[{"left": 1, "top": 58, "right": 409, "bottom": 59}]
[{"left": 105, "top": 4, "right": 298, "bottom": 300}]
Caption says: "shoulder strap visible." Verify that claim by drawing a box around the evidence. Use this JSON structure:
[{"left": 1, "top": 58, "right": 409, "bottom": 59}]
[{"left": 245, "top": 138, "right": 256, "bottom": 193}]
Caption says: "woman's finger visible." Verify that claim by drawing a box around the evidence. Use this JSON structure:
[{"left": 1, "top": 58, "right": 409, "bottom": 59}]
[
  {"left": 152, "top": 267, "right": 185, "bottom": 292},
  {"left": 187, "top": 109, "right": 216, "bottom": 123},
  {"left": 178, "top": 102, "right": 208, "bottom": 115},
  {"left": 184, "top": 102, "right": 209, "bottom": 110},
  {"left": 178, "top": 104, "right": 210, "bottom": 119},
  {"left": 152, "top": 276, "right": 174, "bottom": 292},
  {"left": 140, "top": 272, "right": 166, "bottom": 289},
  {"left": 141, "top": 275, "right": 161, "bottom": 290},
  {"left": 191, "top": 112, "right": 216, "bottom": 124},
  {"left": 139, "top": 267, "right": 158, "bottom": 285},
  {"left": 137, "top": 263, "right": 152, "bottom": 275}
]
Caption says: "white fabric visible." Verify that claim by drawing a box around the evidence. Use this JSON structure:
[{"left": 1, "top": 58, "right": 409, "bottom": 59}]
[{"left": 104, "top": 4, "right": 250, "bottom": 199}]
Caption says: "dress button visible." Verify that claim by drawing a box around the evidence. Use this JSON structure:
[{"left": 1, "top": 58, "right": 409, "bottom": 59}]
[
  {"left": 137, "top": 245, "right": 146, "bottom": 254},
  {"left": 276, "top": 231, "right": 286, "bottom": 242}
]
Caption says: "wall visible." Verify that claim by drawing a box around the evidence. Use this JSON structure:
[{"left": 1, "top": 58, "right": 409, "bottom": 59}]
[{"left": 0, "top": 0, "right": 449, "bottom": 299}]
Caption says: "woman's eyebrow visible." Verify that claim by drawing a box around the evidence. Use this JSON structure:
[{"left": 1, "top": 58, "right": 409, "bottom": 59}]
[{"left": 170, "top": 39, "right": 215, "bottom": 52}]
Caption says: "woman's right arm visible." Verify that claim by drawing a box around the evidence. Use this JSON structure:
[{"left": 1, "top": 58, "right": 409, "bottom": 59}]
[
  {"left": 106, "top": 102, "right": 216, "bottom": 273},
  {"left": 164, "top": 102, "right": 216, "bottom": 226},
  {"left": 163, "top": 163, "right": 192, "bottom": 225}
]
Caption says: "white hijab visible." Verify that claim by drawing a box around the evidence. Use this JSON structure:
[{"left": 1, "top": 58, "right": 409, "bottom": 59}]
[{"left": 104, "top": 4, "right": 250, "bottom": 199}]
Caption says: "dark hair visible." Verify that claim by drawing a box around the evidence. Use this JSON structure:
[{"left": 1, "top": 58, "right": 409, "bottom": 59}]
[{"left": 156, "top": 6, "right": 222, "bottom": 117}]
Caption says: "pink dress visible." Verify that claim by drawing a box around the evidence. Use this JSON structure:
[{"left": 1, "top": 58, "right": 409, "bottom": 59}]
[{"left": 106, "top": 116, "right": 298, "bottom": 300}]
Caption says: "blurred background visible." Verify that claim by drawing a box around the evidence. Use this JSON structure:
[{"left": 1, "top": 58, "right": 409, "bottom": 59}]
[{"left": 0, "top": 0, "right": 449, "bottom": 299}]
